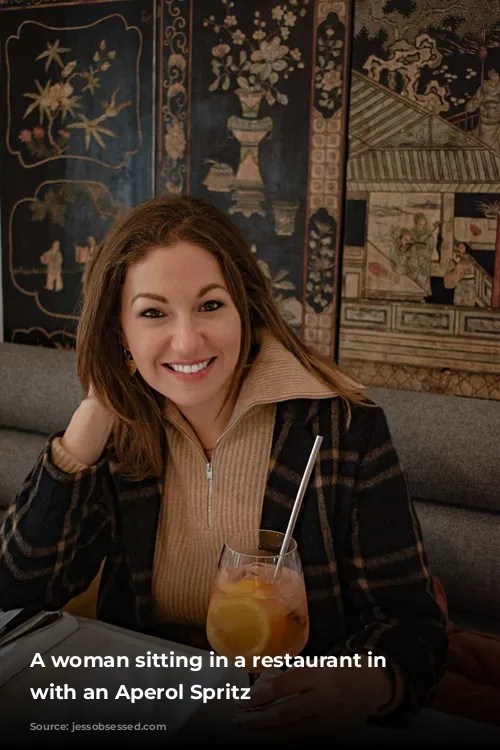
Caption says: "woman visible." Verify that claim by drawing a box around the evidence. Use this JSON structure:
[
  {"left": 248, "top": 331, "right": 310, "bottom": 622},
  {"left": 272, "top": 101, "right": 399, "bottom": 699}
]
[
  {"left": 0, "top": 196, "right": 446, "bottom": 736},
  {"left": 444, "top": 241, "right": 477, "bottom": 307},
  {"left": 389, "top": 227, "right": 413, "bottom": 277}
]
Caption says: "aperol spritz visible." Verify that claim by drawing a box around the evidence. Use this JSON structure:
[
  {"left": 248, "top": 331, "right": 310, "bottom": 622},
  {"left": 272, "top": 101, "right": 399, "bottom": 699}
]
[{"left": 206, "top": 530, "right": 309, "bottom": 671}]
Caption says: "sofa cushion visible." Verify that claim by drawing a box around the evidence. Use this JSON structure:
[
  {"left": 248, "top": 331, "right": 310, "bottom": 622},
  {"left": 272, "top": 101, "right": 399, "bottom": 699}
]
[
  {"left": 0, "top": 342, "right": 81, "bottom": 435},
  {"left": 371, "top": 387, "right": 500, "bottom": 514},
  {"left": 451, "top": 611, "right": 500, "bottom": 636},
  {"left": 0, "top": 428, "right": 48, "bottom": 513},
  {"left": 415, "top": 499, "right": 500, "bottom": 621}
]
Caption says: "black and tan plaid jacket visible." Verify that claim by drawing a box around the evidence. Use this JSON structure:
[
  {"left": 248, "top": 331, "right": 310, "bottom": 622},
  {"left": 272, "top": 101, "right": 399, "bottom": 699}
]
[{"left": 0, "top": 397, "right": 447, "bottom": 725}]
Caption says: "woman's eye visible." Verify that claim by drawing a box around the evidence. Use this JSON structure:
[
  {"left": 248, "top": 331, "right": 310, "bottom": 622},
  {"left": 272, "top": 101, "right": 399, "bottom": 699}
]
[
  {"left": 201, "top": 299, "right": 224, "bottom": 312},
  {"left": 140, "top": 308, "right": 164, "bottom": 318}
]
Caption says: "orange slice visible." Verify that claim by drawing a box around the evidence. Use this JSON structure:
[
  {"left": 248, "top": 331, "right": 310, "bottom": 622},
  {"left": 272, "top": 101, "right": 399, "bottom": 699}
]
[{"left": 206, "top": 592, "right": 287, "bottom": 660}]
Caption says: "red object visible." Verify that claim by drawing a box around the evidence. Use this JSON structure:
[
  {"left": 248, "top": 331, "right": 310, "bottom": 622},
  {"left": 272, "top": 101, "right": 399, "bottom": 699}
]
[
  {"left": 479, "top": 46, "right": 488, "bottom": 62},
  {"left": 431, "top": 577, "right": 500, "bottom": 726},
  {"left": 470, "top": 223, "right": 482, "bottom": 236},
  {"left": 368, "top": 262, "right": 387, "bottom": 277}
]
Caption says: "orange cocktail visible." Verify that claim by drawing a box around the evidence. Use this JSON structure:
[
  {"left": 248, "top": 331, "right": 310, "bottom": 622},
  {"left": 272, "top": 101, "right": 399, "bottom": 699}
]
[{"left": 206, "top": 530, "right": 309, "bottom": 671}]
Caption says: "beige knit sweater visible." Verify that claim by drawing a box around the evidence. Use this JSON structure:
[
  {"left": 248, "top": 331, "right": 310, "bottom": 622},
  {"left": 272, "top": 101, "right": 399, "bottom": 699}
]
[{"left": 51, "top": 330, "right": 339, "bottom": 626}]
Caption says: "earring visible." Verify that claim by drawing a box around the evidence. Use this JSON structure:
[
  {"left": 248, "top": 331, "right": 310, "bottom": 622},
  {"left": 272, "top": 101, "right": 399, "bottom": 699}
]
[{"left": 123, "top": 349, "right": 137, "bottom": 376}]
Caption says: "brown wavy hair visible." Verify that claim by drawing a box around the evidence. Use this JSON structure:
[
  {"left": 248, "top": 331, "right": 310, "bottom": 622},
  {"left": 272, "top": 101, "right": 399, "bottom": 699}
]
[{"left": 77, "top": 195, "right": 366, "bottom": 480}]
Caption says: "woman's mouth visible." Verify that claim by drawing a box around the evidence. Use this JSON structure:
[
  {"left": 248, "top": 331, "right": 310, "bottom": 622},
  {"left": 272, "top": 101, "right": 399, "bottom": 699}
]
[{"left": 163, "top": 357, "right": 216, "bottom": 381}]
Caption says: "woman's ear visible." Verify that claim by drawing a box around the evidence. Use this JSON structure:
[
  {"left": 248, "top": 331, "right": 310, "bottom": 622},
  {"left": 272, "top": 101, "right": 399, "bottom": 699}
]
[{"left": 118, "top": 328, "right": 128, "bottom": 350}]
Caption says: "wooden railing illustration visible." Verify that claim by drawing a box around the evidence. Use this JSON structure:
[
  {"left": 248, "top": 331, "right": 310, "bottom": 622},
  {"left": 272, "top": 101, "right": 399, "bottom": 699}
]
[
  {"left": 471, "top": 256, "right": 493, "bottom": 308},
  {"left": 447, "top": 110, "right": 480, "bottom": 133}
]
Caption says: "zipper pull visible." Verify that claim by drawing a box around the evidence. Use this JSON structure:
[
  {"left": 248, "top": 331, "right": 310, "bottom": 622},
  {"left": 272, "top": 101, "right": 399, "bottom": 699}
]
[{"left": 206, "top": 462, "right": 213, "bottom": 528}]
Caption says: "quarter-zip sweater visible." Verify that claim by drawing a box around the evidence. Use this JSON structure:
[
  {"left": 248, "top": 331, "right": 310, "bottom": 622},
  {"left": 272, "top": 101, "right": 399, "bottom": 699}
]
[{"left": 51, "top": 330, "right": 342, "bottom": 626}]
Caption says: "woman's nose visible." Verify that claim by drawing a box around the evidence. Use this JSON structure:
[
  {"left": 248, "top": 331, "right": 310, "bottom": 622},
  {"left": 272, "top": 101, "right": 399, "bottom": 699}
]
[{"left": 170, "top": 317, "right": 203, "bottom": 355}]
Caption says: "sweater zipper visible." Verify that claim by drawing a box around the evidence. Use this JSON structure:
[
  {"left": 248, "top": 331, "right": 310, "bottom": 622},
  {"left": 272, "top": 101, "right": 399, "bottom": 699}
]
[
  {"left": 202, "top": 404, "right": 263, "bottom": 529},
  {"left": 206, "top": 462, "right": 213, "bottom": 529},
  {"left": 168, "top": 402, "right": 264, "bottom": 529}
]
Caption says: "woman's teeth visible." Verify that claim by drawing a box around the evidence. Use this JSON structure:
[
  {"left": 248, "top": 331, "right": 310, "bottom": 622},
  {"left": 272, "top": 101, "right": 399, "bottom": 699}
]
[{"left": 167, "top": 358, "right": 212, "bottom": 374}]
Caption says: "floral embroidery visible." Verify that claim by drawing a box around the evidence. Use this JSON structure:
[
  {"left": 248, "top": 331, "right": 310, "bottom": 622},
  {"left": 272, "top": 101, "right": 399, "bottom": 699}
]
[
  {"left": 315, "top": 25, "right": 344, "bottom": 111},
  {"left": 36, "top": 39, "right": 70, "bottom": 72},
  {"left": 164, "top": 121, "right": 186, "bottom": 161},
  {"left": 19, "top": 37, "right": 130, "bottom": 159},
  {"left": 21, "top": 124, "right": 68, "bottom": 159},
  {"left": 204, "top": 0, "right": 308, "bottom": 108},
  {"left": 306, "top": 218, "right": 336, "bottom": 310},
  {"left": 251, "top": 244, "right": 302, "bottom": 328},
  {"left": 232, "top": 30, "right": 246, "bottom": 44},
  {"left": 30, "top": 186, "right": 69, "bottom": 226}
]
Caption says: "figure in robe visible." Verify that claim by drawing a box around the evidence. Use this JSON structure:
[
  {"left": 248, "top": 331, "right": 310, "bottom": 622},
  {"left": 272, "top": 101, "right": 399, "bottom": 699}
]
[
  {"left": 466, "top": 69, "right": 500, "bottom": 153},
  {"left": 444, "top": 242, "right": 477, "bottom": 307},
  {"left": 75, "top": 235, "right": 97, "bottom": 295},
  {"left": 408, "top": 213, "right": 439, "bottom": 295},
  {"left": 390, "top": 228, "right": 415, "bottom": 277},
  {"left": 41, "top": 240, "right": 63, "bottom": 292}
]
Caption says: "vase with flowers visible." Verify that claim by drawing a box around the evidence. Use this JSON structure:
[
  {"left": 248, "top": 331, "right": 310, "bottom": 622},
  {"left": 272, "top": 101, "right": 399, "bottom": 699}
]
[{"left": 204, "top": 0, "right": 308, "bottom": 217}]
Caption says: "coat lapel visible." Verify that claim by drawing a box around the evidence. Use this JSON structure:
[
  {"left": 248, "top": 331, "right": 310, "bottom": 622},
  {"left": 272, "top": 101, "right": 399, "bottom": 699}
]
[
  {"left": 260, "top": 398, "right": 347, "bottom": 653},
  {"left": 111, "top": 470, "right": 162, "bottom": 626},
  {"left": 260, "top": 399, "right": 319, "bottom": 534}
]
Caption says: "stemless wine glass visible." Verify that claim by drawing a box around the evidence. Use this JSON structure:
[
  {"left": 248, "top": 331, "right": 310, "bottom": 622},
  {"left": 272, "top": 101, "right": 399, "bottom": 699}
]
[{"left": 206, "top": 529, "right": 309, "bottom": 674}]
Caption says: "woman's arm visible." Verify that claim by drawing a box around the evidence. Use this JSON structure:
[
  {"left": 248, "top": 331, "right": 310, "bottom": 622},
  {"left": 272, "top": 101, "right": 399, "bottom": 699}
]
[
  {"left": 0, "top": 396, "right": 115, "bottom": 612},
  {"left": 338, "top": 406, "right": 448, "bottom": 725}
]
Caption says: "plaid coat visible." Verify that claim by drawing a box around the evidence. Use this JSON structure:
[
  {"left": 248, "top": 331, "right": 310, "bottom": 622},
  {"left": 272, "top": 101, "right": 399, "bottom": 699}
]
[{"left": 0, "top": 398, "right": 447, "bottom": 725}]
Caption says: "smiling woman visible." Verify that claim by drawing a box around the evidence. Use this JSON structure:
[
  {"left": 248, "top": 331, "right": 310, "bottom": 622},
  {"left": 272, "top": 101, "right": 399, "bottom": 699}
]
[
  {"left": 73, "top": 195, "right": 365, "bottom": 478},
  {"left": 0, "top": 196, "right": 448, "bottom": 736}
]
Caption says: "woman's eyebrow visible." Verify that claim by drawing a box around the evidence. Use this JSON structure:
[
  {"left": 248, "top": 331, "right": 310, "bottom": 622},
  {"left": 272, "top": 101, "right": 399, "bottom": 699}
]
[
  {"left": 131, "top": 283, "right": 227, "bottom": 305},
  {"left": 197, "top": 283, "right": 227, "bottom": 297}
]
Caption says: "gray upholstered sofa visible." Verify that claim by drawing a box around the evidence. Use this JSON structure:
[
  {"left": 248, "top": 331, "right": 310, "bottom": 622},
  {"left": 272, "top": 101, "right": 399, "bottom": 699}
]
[{"left": 1, "top": 341, "right": 499, "bottom": 635}]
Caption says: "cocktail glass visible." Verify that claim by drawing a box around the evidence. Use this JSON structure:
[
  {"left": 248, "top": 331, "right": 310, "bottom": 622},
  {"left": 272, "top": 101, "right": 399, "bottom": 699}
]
[{"left": 206, "top": 529, "right": 309, "bottom": 674}]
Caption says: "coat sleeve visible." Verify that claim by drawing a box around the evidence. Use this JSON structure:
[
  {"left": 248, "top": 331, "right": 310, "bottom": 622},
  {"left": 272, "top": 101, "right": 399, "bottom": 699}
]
[
  {"left": 337, "top": 405, "right": 448, "bottom": 726},
  {"left": 0, "top": 432, "right": 114, "bottom": 612}
]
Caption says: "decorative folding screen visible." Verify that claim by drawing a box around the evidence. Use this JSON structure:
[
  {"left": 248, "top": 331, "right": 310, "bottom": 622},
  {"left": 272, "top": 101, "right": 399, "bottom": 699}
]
[{"left": 339, "top": 0, "right": 500, "bottom": 399}]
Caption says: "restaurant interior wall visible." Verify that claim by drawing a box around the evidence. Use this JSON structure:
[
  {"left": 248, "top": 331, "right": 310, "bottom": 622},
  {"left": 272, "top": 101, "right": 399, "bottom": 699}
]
[{"left": 2, "top": 0, "right": 499, "bottom": 401}]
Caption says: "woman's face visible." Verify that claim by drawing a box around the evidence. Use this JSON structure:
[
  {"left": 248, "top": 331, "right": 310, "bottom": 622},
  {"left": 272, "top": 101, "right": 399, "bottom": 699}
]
[
  {"left": 120, "top": 241, "right": 242, "bottom": 411},
  {"left": 401, "top": 231, "right": 412, "bottom": 247}
]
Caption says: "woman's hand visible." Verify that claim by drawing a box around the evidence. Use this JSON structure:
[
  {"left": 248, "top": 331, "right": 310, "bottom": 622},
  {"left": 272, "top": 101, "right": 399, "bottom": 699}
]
[
  {"left": 60, "top": 385, "right": 114, "bottom": 466},
  {"left": 234, "top": 660, "right": 395, "bottom": 739}
]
